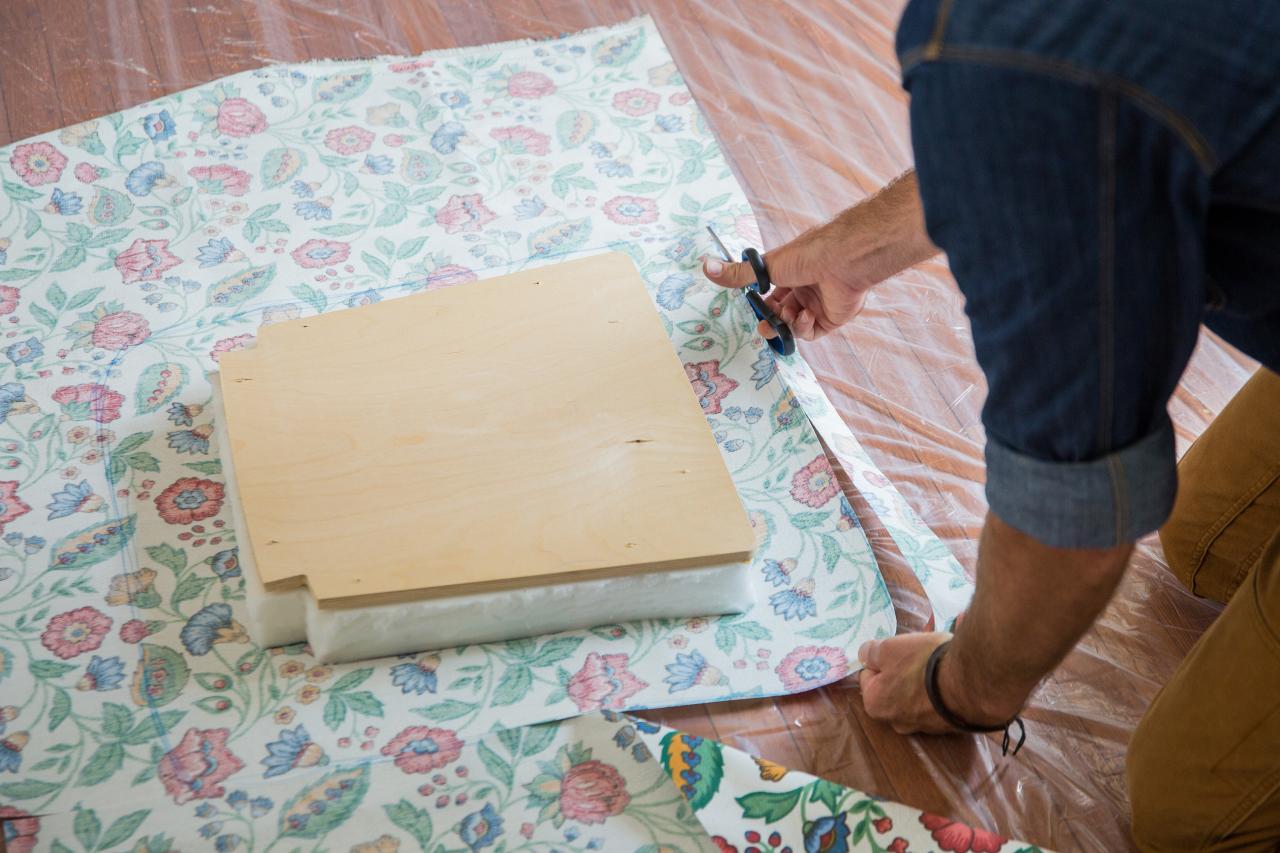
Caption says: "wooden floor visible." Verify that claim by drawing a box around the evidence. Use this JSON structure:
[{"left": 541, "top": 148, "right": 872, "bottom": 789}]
[{"left": 0, "top": 2, "right": 1248, "bottom": 849}]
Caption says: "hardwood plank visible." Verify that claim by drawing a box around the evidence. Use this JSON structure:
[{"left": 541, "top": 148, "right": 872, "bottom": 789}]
[
  {"left": 379, "top": 0, "right": 456, "bottom": 54},
  {"left": 0, "top": 62, "right": 12, "bottom": 146},
  {"left": 237, "top": 0, "right": 312, "bottom": 65},
  {"left": 137, "top": 0, "right": 214, "bottom": 95},
  {"left": 40, "top": 0, "right": 120, "bottom": 127},
  {"left": 0, "top": 0, "right": 64, "bottom": 141},
  {"left": 89, "top": 0, "right": 164, "bottom": 112},
  {"left": 192, "top": 0, "right": 260, "bottom": 78}
]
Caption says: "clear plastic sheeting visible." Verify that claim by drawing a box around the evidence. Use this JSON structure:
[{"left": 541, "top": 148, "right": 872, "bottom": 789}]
[{"left": 0, "top": 2, "right": 1251, "bottom": 850}]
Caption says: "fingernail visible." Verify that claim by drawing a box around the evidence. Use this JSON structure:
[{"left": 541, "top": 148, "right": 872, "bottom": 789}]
[
  {"left": 703, "top": 257, "right": 724, "bottom": 276},
  {"left": 857, "top": 641, "right": 873, "bottom": 664}
]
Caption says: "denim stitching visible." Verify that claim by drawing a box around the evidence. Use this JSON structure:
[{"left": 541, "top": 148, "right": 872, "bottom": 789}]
[
  {"left": 1098, "top": 91, "right": 1117, "bottom": 455},
  {"left": 900, "top": 45, "right": 1216, "bottom": 171},
  {"left": 923, "top": 0, "right": 954, "bottom": 61},
  {"left": 1107, "top": 456, "right": 1129, "bottom": 546}
]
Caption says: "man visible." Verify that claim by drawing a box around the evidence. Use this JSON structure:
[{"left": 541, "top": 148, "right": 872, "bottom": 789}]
[{"left": 703, "top": 2, "right": 1280, "bottom": 850}]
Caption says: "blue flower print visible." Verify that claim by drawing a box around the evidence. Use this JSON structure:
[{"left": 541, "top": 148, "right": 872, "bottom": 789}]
[
  {"left": 167, "top": 428, "right": 211, "bottom": 454},
  {"left": 514, "top": 196, "right": 546, "bottom": 219},
  {"left": 5, "top": 337, "right": 42, "bottom": 366},
  {"left": 47, "top": 187, "right": 82, "bottom": 215},
  {"left": 216, "top": 835, "right": 243, "bottom": 852},
  {"left": 654, "top": 114, "right": 684, "bottom": 132},
  {"left": 363, "top": 154, "right": 394, "bottom": 175},
  {"left": 197, "top": 238, "right": 237, "bottom": 268},
  {"left": 459, "top": 803, "right": 503, "bottom": 851},
  {"left": 290, "top": 179, "right": 314, "bottom": 198},
  {"left": 125, "top": 161, "right": 167, "bottom": 196},
  {"left": 46, "top": 480, "right": 95, "bottom": 520},
  {"left": 0, "top": 731, "right": 22, "bottom": 773},
  {"left": 346, "top": 289, "right": 382, "bottom": 307},
  {"left": 294, "top": 199, "right": 332, "bottom": 221},
  {"left": 180, "top": 603, "right": 244, "bottom": 655},
  {"left": 596, "top": 159, "right": 633, "bottom": 178},
  {"left": 750, "top": 349, "right": 777, "bottom": 389},
  {"left": 761, "top": 559, "right": 794, "bottom": 588},
  {"left": 655, "top": 273, "right": 693, "bottom": 310},
  {"left": 770, "top": 586, "right": 817, "bottom": 621},
  {"left": 262, "top": 725, "right": 326, "bottom": 778},
  {"left": 0, "top": 384, "right": 28, "bottom": 425},
  {"left": 804, "top": 812, "right": 851, "bottom": 853},
  {"left": 390, "top": 654, "right": 439, "bottom": 695},
  {"left": 143, "top": 109, "right": 176, "bottom": 142},
  {"left": 440, "top": 90, "right": 470, "bottom": 109},
  {"left": 431, "top": 121, "right": 465, "bottom": 154},
  {"left": 210, "top": 548, "right": 241, "bottom": 580},
  {"left": 664, "top": 650, "right": 723, "bottom": 692},
  {"left": 79, "top": 655, "right": 125, "bottom": 691},
  {"left": 167, "top": 401, "right": 197, "bottom": 426}
]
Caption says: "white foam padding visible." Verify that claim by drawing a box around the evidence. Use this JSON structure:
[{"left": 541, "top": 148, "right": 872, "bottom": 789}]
[{"left": 211, "top": 374, "right": 755, "bottom": 664}]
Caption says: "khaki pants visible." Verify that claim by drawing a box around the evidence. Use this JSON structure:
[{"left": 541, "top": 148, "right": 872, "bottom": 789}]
[{"left": 1128, "top": 368, "right": 1280, "bottom": 851}]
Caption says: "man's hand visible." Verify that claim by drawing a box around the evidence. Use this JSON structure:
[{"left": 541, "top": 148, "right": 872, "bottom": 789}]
[
  {"left": 855, "top": 513, "right": 1133, "bottom": 737},
  {"left": 702, "top": 171, "right": 937, "bottom": 342},
  {"left": 858, "top": 632, "right": 954, "bottom": 735}
]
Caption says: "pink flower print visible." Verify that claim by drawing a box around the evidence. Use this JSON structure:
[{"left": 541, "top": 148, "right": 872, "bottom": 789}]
[
  {"left": 489, "top": 126, "right": 550, "bottom": 156},
  {"left": 120, "top": 619, "right": 150, "bottom": 643},
  {"left": 0, "top": 482, "right": 30, "bottom": 533},
  {"left": 559, "top": 760, "right": 630, "bottom": 824},
  {"left": 41, "top": 606, "right": 112, "bottom": 659},
  {"left": 324, "top": 125, "right": 375, "bottom": 155},
  {"left": 426, "top": 264, "right": 477, "bottom": 291},
  {"left": 9, "top": 142, "right": 67, "bottom": 186},
  {"left": 790, "top": 456, "right": 839, "bottom": 508},
  {"left": 435, "top": 194, "right": 497, "bottom": 234},
  {"left": 217, "top": 98, "right": 267, "bottom": 137},
  {"left": 390, "top": 59, "right": 433, "bottom": 73},
  {"left": 775, "top": 645, "right": 848, "bottom": 691},
  {"left": 381, "top": 726, "right": 463, "bottom": 774},
  {"left": 52, "top": 384, "right": 124, "bottom": 424},
  {"left": 158, "top": 728, "right": 245, "bottom": 804},
  {"left": 508, "top": 70, "right": 556, "bottom": 98},
  {"left": 567, "top": 653, "right": 648, "bottom": 711},
  {"left": 919, "top": 814, "right": 1008, "bottom": 853},
  {"left": 114, "top": 238, "right": 180, "bottom": 284},
  {"left": 383, "top": 134, "right": 407, "bottom": 147},
  {"left": 0, "top": 287, "right": 18, "bottom": 315},
  {"left": 602, "top": 195, "right": 658, "bottom": 225},
  {"left": 74, "top": 162, "right": 101, "bottom": 183},
  {"left": 92, "top": 311, "right": 150, "bottom": 350},
  {"left": 0, "top": 807, "right": 39, "bottom": 853},
  {"left": 291, "top": 239, "right": 351, "bottom": 269},
  {"left": 685, "top": 360, "right": 737, "bottom": 415},
  {"left": 188, "top": 164, "right": 251, "bottom": 196},
  {"left": 612, "top": 88, "right": 660, "bottom": 116},
  {"left": 210, "top": 334, "right": 254, "bottom": 363}
]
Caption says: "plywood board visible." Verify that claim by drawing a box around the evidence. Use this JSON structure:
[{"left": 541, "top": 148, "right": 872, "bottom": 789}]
[{"left": 219, "top": 252, "right": 755, "bottom": 609}]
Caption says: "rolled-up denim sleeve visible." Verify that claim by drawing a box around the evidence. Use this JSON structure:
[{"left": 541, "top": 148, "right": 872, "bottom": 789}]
[{"left": 901, "top": 56, "right": 1210, "bottom": 548}]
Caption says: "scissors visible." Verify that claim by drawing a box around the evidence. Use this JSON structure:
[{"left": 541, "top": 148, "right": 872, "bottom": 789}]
[{"left": 706, "top": 225, "right": 796, "bottom": 357}]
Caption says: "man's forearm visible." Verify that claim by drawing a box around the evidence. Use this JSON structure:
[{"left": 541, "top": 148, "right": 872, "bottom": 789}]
[
  {"left": 939, "top": 512, "right": 1133, "bottom": 724},
  {"left": 819, "top": 170, "right": 938, "bottom": 283}
]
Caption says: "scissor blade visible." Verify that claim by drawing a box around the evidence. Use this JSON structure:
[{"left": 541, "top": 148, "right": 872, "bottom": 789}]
[{"left": 706, "top": 225, "right": 733, "bottom": 263}]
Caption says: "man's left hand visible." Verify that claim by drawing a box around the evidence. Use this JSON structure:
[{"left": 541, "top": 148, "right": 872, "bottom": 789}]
[{"left": 857, "top": 632, "right": 955, "bottom": 735}]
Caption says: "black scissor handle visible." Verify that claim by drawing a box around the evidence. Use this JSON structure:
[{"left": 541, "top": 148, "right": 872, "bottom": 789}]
[
  {"left": 742, "top": 246, "right": 772, "bottom": 296},
  {"left": 745, "top": 290, "right": 796, "bottom": 357},
  {"left": 740, "top": 246, "right": 793, "bottom": 355}
]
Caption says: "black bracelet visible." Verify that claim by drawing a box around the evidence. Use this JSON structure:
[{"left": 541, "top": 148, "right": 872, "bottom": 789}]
[{"left": 924, "top": 640, "right": 1026, "bottom": 756}]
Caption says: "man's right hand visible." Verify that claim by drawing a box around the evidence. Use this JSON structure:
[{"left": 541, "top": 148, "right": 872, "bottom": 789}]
[{"left": 702, "top": 170, "right": 938, "bottom": 343}]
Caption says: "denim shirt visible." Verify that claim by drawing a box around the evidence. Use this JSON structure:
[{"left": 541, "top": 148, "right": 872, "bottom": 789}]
[{"left": 895, "top": 0, "right": 1280, "bottom": 549}]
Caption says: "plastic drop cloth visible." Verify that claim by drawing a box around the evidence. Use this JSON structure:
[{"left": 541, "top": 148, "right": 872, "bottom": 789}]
[{"left": 0, "top": 1, "right": 1252, "bottom": 850}]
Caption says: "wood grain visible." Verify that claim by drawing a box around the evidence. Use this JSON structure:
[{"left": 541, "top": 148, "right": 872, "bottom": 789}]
[{"left": 219, "top": 253, "right": 755, "bottom": 608}]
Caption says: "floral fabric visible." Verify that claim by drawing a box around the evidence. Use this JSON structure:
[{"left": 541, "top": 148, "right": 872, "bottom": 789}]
[
  {"left": 0, "top": 14, "right": 970, "bottom": 833},
  {"left": 21, "top": 711, "right": 1047, "bottom": 852}
]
